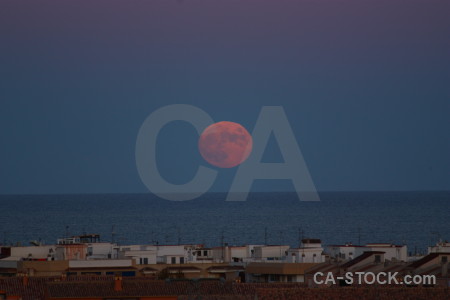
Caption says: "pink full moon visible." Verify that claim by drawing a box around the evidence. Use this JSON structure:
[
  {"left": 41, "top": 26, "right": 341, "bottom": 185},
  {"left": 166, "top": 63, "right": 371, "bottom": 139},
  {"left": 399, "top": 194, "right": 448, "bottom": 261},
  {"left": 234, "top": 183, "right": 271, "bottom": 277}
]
[{"left": 198, "top": 121, "right": 253, "bottom": 168}]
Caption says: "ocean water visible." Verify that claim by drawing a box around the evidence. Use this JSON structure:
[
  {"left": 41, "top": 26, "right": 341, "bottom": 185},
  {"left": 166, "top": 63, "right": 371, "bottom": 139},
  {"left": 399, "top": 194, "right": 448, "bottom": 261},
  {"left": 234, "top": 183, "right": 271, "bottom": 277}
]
[{"left": 0, "top": 191, "right": 449, "bottom": 254}]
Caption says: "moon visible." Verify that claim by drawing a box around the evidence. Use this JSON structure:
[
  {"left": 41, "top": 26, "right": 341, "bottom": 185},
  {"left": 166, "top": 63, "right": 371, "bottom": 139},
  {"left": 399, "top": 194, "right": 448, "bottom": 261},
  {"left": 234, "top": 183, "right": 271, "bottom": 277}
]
[{"left": 198, "top": 121, "right": 253, "bottom": 168}]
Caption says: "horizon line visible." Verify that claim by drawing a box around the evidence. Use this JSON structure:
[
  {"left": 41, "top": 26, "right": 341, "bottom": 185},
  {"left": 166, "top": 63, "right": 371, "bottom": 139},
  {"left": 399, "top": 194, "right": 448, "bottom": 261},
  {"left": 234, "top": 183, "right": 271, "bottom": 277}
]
[{"left": 0, "top": 190, "right": 449, "bottom": 197}]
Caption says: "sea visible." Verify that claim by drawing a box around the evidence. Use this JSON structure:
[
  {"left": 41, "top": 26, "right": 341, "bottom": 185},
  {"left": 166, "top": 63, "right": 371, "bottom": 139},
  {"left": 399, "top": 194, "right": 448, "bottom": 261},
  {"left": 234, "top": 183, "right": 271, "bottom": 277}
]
[{"left": 0, "top": 191, "right": 449, "bottom": 254}]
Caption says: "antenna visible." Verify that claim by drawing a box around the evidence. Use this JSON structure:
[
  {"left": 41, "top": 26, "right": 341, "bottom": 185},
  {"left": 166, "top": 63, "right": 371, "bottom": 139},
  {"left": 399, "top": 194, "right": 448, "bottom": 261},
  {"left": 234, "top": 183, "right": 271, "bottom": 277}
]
[
  {"left": 431, "top": 231, "right": 440, "bottom": 244},
  {"left": 220, "top": 231, "right": 225, "bottom": 260},
  {"left": 264, "top": 227, "right": 267, "bottom": 245},
  {"left": 111, "top": 225, "right": 116, "bottom": 244},
  {"left": 358, "top": 227, "right": 361, "bottom": 245},
  {"left": 430, "top": 231, "right": 440, "bottom": 248},
  {"left": 279, "top": 230, "right": 283, "bottom": 259}
]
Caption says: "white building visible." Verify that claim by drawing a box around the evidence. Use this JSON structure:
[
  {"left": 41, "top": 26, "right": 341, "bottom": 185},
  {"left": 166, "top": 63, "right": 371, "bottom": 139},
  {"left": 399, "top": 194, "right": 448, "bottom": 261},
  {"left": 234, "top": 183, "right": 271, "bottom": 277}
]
[
  {"left": 229, "top": 246, "right": 247, "bottom": 262},
  {"left": 2, "top": 245, "right": 56, "bottom": 261},
  {"left": 191, "top": 248, "right": 213, "bottom": 263},
  {"left": 286, "top": 239, "right": 326, "bottom": 263},
  {"left": 211, "top": 246, "right": 251, "bottom": 263},
  {"left": 210, "top": 244, "right": 290, "bottom": 263},
  {"left": 119, "top": 244, "right": 202, "bottom": 265},
  {"left": 119, "top": 246, "right": 157, "bottom": 265},
  {"left": 327, "top": 243, "right": 407, "bottom": 262},
  {"left": 55, "top": 234, "right": 119, "bottom": 260},
  {"left": 253, "top": 245, "right": 290, "bottom": 262},
  {"left": 428, "top": 241, "right": 450, "bottom": 254},
  {"left": 365, "top": 243, "right": 407, "bottom": 262},
  {"left": 86, "top": 243, "right": 118, "bottom": 260},
  {"left": 327, "top": 244, "right": 367, "bottom": 261}
]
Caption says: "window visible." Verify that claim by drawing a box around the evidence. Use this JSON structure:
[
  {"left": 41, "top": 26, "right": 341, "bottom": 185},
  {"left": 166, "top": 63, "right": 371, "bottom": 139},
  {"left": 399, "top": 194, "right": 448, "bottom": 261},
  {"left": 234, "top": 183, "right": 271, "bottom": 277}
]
[
  {"left": 180, "top": 257, "right": 184, "bottom": 264},
  {"left": 171, "top": 257, "right": 176, "bottom": 264},
  {"left": 375, "top": 255, "right": 381, "bottom": 263},
  {"left": 442, "top": 256, "right": 448, "bottom": 263},
  {"left": 203, "top": 250, "right": 208, "bottom": 256},
  {"left": 269, "top": 274, "right": 280, "bottom": 282},
  {"left": 143, "top": 257, "right": 148, "bottom": 264}
]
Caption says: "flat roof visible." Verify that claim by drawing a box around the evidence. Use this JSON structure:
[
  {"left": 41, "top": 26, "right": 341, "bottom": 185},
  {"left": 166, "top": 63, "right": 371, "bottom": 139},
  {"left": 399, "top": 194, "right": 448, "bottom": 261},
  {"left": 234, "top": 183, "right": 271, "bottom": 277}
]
[{"left": 246, "top": 263, "right": 318, "bottom": 275}]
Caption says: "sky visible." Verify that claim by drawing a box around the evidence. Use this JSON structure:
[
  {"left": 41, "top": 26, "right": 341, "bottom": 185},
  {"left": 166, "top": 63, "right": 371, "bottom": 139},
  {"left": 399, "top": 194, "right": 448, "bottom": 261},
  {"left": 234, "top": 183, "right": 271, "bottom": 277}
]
[{"left": 0, "top": 0, "right": 449, "bottom": 194}]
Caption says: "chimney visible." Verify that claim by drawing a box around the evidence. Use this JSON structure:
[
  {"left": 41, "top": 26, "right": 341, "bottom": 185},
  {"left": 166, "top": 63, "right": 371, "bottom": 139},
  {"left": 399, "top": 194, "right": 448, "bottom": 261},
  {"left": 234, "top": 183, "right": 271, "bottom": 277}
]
[
  {"left": 22, "top": 274, "right": 28, "bottom": 287},
  {"left": 224, "top": 244, "right": 230, "bottom": 263},
  {"left": 114, "top": 276, "right": 123, "bottom": 292}
]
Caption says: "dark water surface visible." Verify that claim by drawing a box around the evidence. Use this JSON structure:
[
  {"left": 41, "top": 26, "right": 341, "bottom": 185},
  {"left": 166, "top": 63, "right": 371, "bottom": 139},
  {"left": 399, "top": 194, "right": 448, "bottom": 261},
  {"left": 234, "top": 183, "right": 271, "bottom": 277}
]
[{"left": 0, "top": 191, "right": 449, "bottom": 253}]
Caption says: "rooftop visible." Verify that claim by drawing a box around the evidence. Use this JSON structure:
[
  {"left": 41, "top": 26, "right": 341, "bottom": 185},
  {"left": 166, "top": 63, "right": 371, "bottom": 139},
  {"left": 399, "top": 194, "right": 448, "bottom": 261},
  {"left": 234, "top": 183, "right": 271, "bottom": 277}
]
[
  {"left": 340, "top": 251, "right": 385, "bottom": 269},
  {"left": 246, "top": 263, "right": 318, "bottom": 275}
]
